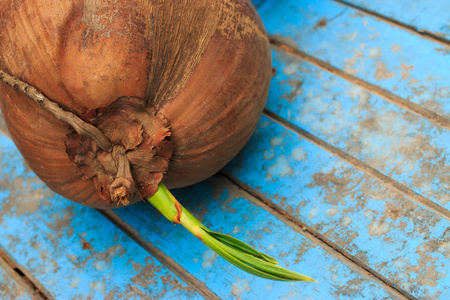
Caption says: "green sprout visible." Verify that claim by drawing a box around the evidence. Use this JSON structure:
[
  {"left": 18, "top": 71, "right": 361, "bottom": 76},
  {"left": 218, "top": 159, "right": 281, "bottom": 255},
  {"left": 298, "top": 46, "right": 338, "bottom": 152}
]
[{"left": 147, "top": 183, "right": 317, "bottom": 282}]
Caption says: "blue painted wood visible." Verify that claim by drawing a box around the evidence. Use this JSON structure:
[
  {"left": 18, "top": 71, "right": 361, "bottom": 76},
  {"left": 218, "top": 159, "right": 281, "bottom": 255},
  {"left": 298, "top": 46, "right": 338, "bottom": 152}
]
[
  {"left": 224, "top": 116, "right": 450, "bottom": 299},
  {"left": 0, "top": 260, "right": 40, "bottom": 300},
  {"left": 268, "top": 48, "right": 450, "bottom": 209},
  {"left": 1, "top": 1, "right": 448, "bottom": 299},
  {"left": 0, "top": 133, "right": 203, "bottom": 300},
  {"left": 0, "top": 118, "right": 397, "bottom": 298},
  {"left": 257, "top": 0, "right": 450, "bottom": 118},
  {"left": 345, "top": 0, "right": 450, "bottom": 39},
  {"left": 251, "top": 0, "right": 266, "bottom": 9},
  {"left": 114, "top": 179, "right": 397, "bottom": 299}
]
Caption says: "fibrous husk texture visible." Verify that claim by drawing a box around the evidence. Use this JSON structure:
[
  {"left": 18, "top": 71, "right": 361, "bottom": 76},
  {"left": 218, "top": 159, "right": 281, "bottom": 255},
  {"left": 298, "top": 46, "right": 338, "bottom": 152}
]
[{"left": 0, "top": 0, "right": 271, "bottom": 208}]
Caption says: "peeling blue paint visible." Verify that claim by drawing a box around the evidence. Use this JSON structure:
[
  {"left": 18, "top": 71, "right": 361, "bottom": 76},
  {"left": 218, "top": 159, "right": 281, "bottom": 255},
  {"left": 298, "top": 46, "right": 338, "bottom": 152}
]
[
  {"left": 257, "top": 0, "right": 450, "bottom": 118},
  {"left": 116, "top": 179, "right": 396, "bottom": 299},
  {"left": 0, "top": 133, "right": 202, "bottom": 300},
  {"left": 268, "top": 49, "right": 450, "bottom": 209},
  {"left": 0, "top": 0, "right": 448, "bottom": 298},
  {"left": 224, "top": 117, "right": 450, "bottom": 298}
]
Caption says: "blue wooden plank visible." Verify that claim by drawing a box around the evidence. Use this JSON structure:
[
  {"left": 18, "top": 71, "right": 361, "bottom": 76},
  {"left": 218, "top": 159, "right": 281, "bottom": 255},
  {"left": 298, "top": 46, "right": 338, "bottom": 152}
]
[
  {"left": 257, "top": 0, "right": 450, "bottom": 118},
  {"left": 0, "top": 113, "right": 398, "bottom": 299},
  {"left": 343, "top": 0, "right": 450, "bottom": 40},
  {"left": 0, "top": 133, "right": 203, "bottom": 300},
  {"left": 224, "top": 116, "right": 450, "bottom": 299},
  {"left": 0, "top": 259, "right": 41, "bottom": 300},
  {"left": 268, "top": 48, "right": 450, "bottom": 209},
  {"left": 114, "top": 179, "right": 399, "bottom": 299}
]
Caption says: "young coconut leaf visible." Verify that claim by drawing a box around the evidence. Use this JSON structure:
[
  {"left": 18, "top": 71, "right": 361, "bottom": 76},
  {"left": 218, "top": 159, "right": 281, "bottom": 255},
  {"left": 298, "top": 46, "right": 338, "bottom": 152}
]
[{"left": 147, "top": 183, "right": 317, "bottom": 282}]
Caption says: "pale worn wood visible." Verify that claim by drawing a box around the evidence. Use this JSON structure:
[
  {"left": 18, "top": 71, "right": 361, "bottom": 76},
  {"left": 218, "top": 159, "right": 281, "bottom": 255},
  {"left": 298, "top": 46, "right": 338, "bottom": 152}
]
[{"left": 0, "top": 257, "right": 42, "bottom": 300}]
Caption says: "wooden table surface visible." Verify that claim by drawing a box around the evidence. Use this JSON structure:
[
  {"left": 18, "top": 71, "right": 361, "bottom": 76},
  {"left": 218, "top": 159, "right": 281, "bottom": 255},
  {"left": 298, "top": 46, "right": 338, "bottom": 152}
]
[{"left": 1, "top": 0, "right": 449, "bottom": 299}]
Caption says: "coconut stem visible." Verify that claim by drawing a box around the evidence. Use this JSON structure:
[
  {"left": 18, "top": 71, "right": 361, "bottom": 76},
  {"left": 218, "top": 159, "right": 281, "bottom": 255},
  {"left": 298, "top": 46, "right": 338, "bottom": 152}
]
[
  {"left": 0, "top": 70, "right": 112, "bottom": 152},
  {"left": 110, "top": 145, "right": 135, "bottom": 206}
]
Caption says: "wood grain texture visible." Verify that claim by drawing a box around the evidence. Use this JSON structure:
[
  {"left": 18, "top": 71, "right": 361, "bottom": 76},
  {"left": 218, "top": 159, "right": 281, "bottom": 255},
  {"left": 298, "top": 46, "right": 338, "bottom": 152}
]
[
  {"left": 1, "top": 0, "right": 449, "bottom": 299},
  {"left": 258, "top": 0, "right": 450, "bottom": 119},
  {"left": 0, "top": 257, "right": 42, "bottom": 300},
  {"left": 340, "top": 0, "right": 450, "bottom": 41},
  {"left": 112, "top": 178, "right": 401, "bottom": 299},
  {"left": 267, "top": 48, "right": 449, "bottom": 211},
  {"left": 224, "top": 116, "right": 450, "bottom": 299},
  {"left": 0, "top": 132, "right": 203, "bottom": 300}
]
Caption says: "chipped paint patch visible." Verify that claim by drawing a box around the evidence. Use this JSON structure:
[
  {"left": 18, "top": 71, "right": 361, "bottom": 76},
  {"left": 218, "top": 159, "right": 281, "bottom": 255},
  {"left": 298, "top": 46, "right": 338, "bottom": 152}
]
[
  {"left": 292, "top": 147, "right": 307, "bottom": 160},
  {"left": 368, "top": 46, "right": 382, "bottom": 59},
  {"left": 327, "top": 207, "right": 338, "bottom": 217},
  {"left": 283, "top": 62, "right": 301, "bottom": 75},
  {"left": 391, "top": 44, "right": 402, "bottom": 53},
  {"left": 374, "top": 61, "right": 395, "bottom": 80},
  {"left": 309, "top": 207, "right": 318, "bottom": 219},
  {"left": 267, "top": 155, "right": 294, "bottom": 179},
  {"left": 270, "top": 136, "right": 283, "bottom": 146},
  {"left": 263, "top": 148, "right": 275, "bottom": 160},
  {"left": 367, "top": 219, "right": 390, "bottom": 237},
  {"left": 400, "top": 63, "right": 414, "bottom": 80},
  {"left": 344, "top": 49, "right": 363, "bottom": 75},
  {"left": 231, "top": 279, "right": 250, "bottom": 299},
  {"left": 202, "top": 250, "right": 218, "bottom": 269},
  {"left": 341, "top": 216, "right": 352, "bottom": 227}
]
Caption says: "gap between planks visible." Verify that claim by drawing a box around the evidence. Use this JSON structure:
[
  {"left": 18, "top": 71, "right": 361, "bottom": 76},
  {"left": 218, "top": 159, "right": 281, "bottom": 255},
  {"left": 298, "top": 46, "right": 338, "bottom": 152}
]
[
  {"left": 219, "top": 171, "right": 414, "bottom": 300},
  {"left": 0, "top": 121, "right": 407, "bottom": 299},
  {"left": 263, "top": 108, "right": 450, "bottom": 224},
  {"left": 98, "top": 209, "right": 222, "bottom": 300},
  {"left": 0, "top": 114, "right": 413, "bottom": 299},
  {"left": 0, "top": 21, "right": 445, "bottom": 297},
  {"left": 334, "top": 0, "right": 450, "bottom": 48},
  {"left": 0, "top": 246, "right": 50, "bottom": 300},
  {"left": 269, "top": 37, "right": 450, "bottom": 131},
  {"left": 0, "top": 124, "right": 218, "bottom": 299}
]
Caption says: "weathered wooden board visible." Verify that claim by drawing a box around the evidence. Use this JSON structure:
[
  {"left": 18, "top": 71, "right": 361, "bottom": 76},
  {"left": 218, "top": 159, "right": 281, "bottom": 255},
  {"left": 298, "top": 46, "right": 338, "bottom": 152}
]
[
  {"left": 257, "top": 0, "right": 450, "bottom": 119},
  {"left": 268, "top": 48, "right": 450, "bottom": 210},
  {"left": 343, "top": 0, "right": 450, "bottom": 40},
  {"left": 0, "top": 257, "right": 41, "bottom": 300},
  {"left": 114, "top": 178, "right": 399, "bottom": 299},
  {"left": 0, "top": 116, "right": 398, "bottom": 299},
  {"left": 224, "top": 116, "right": 450, "bottom": 299},
  {"left": 0, "top": 133, "right": 203, "bottom": 300},
  {"left": 1, "top": 0, "right": 448, "bottom": 299}
]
